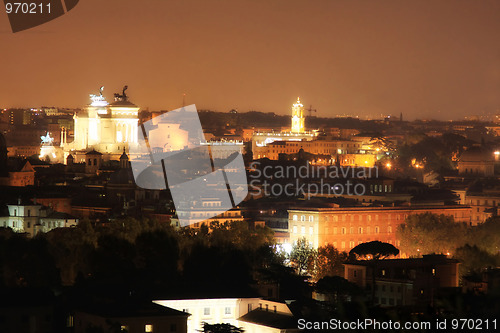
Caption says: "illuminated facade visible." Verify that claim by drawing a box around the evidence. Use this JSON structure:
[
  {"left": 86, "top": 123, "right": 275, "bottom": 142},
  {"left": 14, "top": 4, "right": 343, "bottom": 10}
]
[
  {"left": 154, "top": 298, "right": 296, "bottom": 333},
  {"left": 64, "top": 86, "right": 139, "bottom": 159},
  {"left": 251, "top": 98, "right": 379, "bottom": 166},
  {"left": 291, "top": 97, "right": 305, "bottom": 133},
  {"left": 287, "top": 205, "right": 471, "bottom": 252},
  {"left": 252, "top": 98, "right": 316, "bottom": 159}
]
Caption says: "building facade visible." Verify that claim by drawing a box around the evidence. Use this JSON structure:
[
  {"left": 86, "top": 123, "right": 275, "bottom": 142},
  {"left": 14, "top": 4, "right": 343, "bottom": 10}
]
[
  {"left": 64, "top": 86, "right": 140, "bottom": 160},
  {"left": 287, "top": 205, "right": 471, "bottom": 252},
  {"left": 344, "top": 255, "right": 460, "bottom": 308}
]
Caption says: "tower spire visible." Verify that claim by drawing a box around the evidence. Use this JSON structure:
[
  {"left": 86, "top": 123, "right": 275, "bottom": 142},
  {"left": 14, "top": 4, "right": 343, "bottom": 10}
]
[{"left": 291, "top": 97, "right": 305, "bottom": 133}]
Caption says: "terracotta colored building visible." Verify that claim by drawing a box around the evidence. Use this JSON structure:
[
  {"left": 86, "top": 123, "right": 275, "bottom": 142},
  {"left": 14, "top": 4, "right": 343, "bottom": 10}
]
[{"left": 288, "top": 204, "right": 471, "bottom": 252}]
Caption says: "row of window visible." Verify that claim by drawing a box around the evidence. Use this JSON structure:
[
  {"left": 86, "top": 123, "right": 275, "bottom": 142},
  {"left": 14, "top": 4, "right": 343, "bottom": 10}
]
[
  {"left": 293, "top": 212, "right": 466, "bottom": 223},
  {"left": 469, "top": 199, "right": 498, "bottom": 206},
  {"left": 370, "top": 184, "right": 392, "bottom": 193},
  {"left": 292, "top": 225, "right": 392, "bottom": 234},
  {"left": 2, "top": 220, "right": 65, "bottom": 229},
  {"left": 292, "top": 215, "right": 315, "bottom": 222},
  {"left": 201, "top": 307, "right": 232, "bottom": 316}
]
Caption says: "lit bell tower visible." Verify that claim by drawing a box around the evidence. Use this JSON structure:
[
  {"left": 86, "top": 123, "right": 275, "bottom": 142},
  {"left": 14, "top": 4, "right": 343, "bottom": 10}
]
[{"left": 291, "top": 97, "right": 305, "bottom": 133}]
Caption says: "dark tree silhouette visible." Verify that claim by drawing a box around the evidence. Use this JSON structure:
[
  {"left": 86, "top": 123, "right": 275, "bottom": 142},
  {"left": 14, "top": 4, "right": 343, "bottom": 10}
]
[
  {"left": 349, "top": 241, "right": 399, "bottom": 305},
  {"left": 199, "top": 322, "right": 244, "bottom": 333},
  {"left": 349, "top": 241, "right": 399, "bottom": 260}
]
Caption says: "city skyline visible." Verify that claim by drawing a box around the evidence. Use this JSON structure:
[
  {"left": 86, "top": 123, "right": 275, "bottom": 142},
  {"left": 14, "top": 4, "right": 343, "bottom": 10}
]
[{"left": 0, "top": 0, "right": 499, "bottom": 120}]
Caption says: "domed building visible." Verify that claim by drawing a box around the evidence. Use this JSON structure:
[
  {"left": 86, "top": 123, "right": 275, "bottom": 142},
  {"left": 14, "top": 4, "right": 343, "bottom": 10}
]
[{"left": 457, "top": 146, "right": 495, "bottom": 177}]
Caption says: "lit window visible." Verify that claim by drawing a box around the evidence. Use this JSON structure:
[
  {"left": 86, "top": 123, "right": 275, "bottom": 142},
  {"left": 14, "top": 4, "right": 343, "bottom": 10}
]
[
  {"left": 225, "top": 307, "right": 231, "bottom": 315},
  {"left": 308, "top": 215, "right": 313, "bottom": 222},
  {"left": 301, "top": 215, "right": 305, "bottom": 221},
  {"left": 301, "top": 226, "right": 305, "bottom": 234},
  {"left": 293, "top": 226, "right": 297, "bottom": 234},
  {"left": 145, "top": 324, "right": 153, "bottom": 332},
  {"left": 309, "top": 227, "right": 313, "bottom": 235},
  {"left": 204, "top": 308, "right": 210, "bottom": 316},
  {"left": 292, "top": 215, "right": 297, "bottom": 221}
]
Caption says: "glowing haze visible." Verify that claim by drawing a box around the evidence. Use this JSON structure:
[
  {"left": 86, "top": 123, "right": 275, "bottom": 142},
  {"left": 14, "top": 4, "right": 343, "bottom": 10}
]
[{"left": 0, "top": 0, "right": 499, "bottom": 120}]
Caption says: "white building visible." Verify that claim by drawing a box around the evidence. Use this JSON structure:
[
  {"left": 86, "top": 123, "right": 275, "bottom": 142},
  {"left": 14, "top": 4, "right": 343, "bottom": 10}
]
[
  {"left": 64, "top": 86, "right": 140, "bottom": 161},
  {"left": 0, "top": 199, "right": 79, "bottom": 237},
  {"left": 153, "top": 298, "right": 298, "bottom": 333}
]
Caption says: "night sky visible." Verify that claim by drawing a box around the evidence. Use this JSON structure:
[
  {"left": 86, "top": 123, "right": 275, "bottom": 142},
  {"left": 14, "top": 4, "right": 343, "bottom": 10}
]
[{"left": 1, "top": 0, "right": 499, "bottom": 120}]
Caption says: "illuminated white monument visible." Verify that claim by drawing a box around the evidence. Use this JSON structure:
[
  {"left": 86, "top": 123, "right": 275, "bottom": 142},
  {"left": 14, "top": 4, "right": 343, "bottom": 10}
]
[
  {"left": 68, "top": 86, "right": 140, "bottom": 156},
  {"left": 39, "top": 132, "right": 63, "bottom": 162}
]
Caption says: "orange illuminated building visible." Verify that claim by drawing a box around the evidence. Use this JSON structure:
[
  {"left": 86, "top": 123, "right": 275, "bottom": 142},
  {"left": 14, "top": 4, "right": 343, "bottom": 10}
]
[{"left": 288, "top": 205, "right": 471, "bottom": 252}]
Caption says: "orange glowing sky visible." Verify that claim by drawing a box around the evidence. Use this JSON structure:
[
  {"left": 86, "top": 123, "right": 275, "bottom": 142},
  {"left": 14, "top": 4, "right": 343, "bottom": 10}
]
[{"left": 0, "top": 0, "right": 499, "bottom": 120}]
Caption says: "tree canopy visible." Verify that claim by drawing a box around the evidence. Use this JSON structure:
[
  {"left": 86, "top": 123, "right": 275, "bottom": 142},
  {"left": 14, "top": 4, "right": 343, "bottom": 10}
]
[
  {"left": 349, "top": 241, "right": 399, "bottom": 260},
  {"left": 199, "top": 322, "right": 244, "bottom": 333},
  {"left": 396, "top": 213, "right": 469, "bottom": 256}
]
